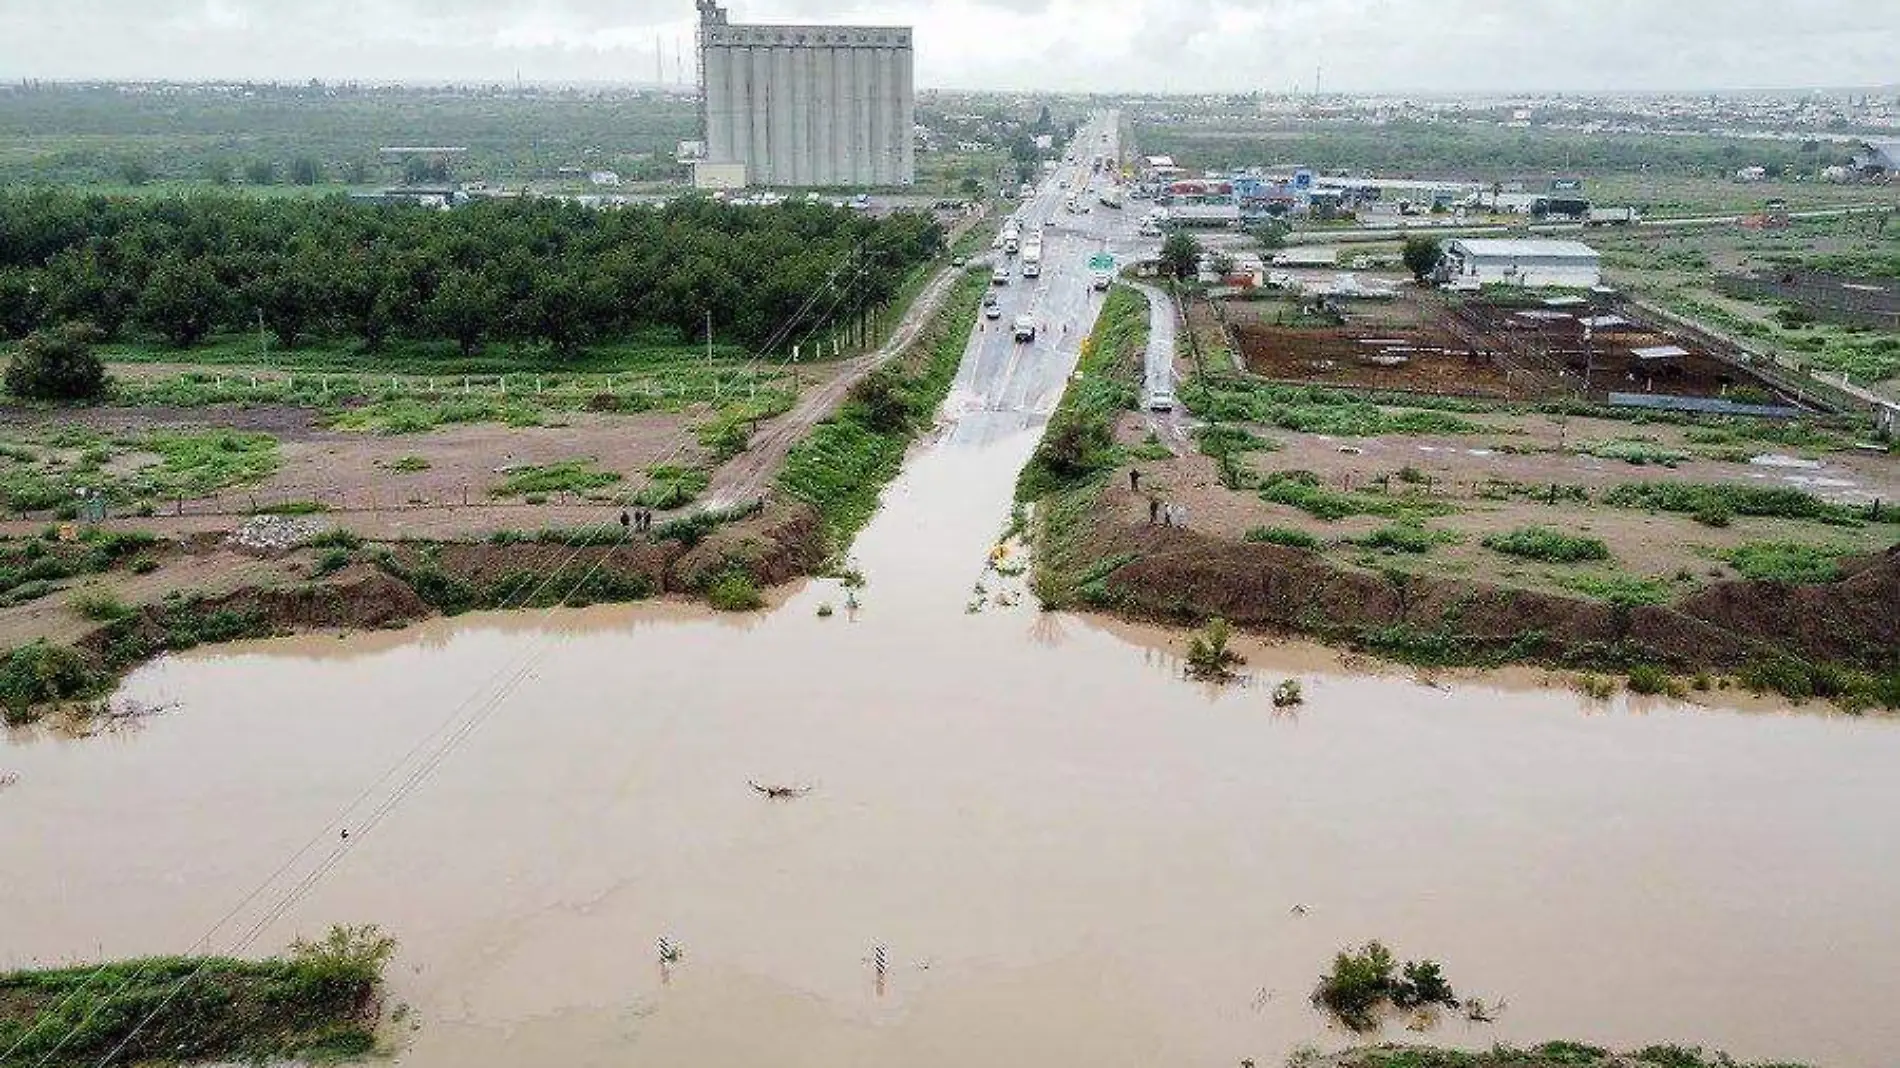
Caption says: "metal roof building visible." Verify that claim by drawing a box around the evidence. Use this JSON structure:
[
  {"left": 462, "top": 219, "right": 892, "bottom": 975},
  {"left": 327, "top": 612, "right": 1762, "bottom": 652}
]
[{"left": 1443, "top": 238, "right": 1602, "bottom": 289}]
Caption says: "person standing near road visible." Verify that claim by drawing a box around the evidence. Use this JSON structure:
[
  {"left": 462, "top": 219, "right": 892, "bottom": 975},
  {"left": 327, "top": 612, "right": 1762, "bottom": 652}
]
[
  {"left": 1130, "top": 469, "right": 1141, "bottom": 492},
  {"left": 1148, "top": 497, "right": 1160, "bottom": 525}
]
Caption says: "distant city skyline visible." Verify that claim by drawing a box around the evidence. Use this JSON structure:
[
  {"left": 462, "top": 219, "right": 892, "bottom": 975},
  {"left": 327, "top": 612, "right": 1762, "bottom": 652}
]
[{"left": 1, "top": 0, "right": 1898, "bottom": 94}]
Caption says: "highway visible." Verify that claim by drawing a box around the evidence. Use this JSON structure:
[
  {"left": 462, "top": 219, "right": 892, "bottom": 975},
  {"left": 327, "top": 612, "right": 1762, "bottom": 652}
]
[{"left": 943, "top": 109, "right": 1166, "bottom": 448}]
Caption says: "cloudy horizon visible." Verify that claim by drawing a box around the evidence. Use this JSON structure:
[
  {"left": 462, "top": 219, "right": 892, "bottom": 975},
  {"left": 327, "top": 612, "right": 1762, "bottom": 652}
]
[{"left": 2, "top": 0, "right": 1898, "bottom": 94}]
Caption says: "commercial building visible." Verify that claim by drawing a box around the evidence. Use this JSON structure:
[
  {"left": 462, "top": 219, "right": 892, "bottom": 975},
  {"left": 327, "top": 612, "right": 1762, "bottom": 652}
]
[
  {"left": 1442, "top": 239, "right": 1602, "bottom": 289},
  {"left": 696, "top": 0, "right": 914, "bottom": 188}
]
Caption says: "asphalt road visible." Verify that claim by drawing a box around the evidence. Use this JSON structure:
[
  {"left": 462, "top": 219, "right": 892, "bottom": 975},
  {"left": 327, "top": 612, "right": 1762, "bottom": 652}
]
[{"left": 943, "top": 110, "right": 1168, "bottom": 448}]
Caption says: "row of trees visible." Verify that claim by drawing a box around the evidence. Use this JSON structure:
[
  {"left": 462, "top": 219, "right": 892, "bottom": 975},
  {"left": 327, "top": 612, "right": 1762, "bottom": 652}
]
[{"left": 0, "top": 191, "right": 943, "bottom": 358}]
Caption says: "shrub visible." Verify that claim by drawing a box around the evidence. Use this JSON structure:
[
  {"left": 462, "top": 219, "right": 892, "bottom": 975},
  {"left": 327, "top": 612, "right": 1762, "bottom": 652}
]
[
  {"left": 1627, "top": 665, "right": 1671, "bottom": 695},
  {"left": 5, "top": 322, "right": 107, "bottom": 401},
  {"left": 1482, "top": 526, "right": 1610, "bottom": 563},
  {"left": 1392, "top": 959, "right": 1457, "bottom": 1010},
  {"left": 1272, "top": 679, "right": 1304, "bottom": 707},
  {"left": 0, "top": 641, "right": 104, "bottom": 717},
  {"left": 706, "top": 568, "right": 764, "bottom": 612},
  {"left": 1576, "top": 674, "right": 1617, "bottom": 700},
  {"left": 1692, "top": 502, "right": 1733, "bottom": 527},
  {"left": 312, "top": 547, "right": 353, "bottom": 577},
  {"left": 1245, "top": 526, "right": 1320, "bottom": 549},
  {"left": 1312, "top": 941, "right": 1396, "bottom": 1031},
  {"left": 1186, "top": 617, "right": 1243, "bottom": 680},
  {"left": 69, "top": 587, "right": 131, "bottom": 621}
]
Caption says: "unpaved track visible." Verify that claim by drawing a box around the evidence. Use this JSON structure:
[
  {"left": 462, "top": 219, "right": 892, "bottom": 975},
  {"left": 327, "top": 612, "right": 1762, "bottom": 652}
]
[{"left": 703, "top": 264, "right": 965, "bottom": 510}]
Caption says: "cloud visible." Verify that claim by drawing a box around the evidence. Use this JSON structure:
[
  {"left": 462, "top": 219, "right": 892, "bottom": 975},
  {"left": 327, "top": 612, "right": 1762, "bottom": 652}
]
[{"left": 0, "top": 0, "right": 1896, "bottom": 89}]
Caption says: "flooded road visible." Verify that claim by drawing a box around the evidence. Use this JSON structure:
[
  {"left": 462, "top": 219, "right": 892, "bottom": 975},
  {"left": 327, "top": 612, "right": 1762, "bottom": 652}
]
[{"left": 8, "top": 130, "right": 1900, "bottom": 1068}]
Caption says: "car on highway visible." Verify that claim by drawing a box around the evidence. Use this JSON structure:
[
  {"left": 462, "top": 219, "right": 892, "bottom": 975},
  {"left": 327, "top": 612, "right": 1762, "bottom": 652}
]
[
  {"left": 983, "top": 295, "right": 1002, "bottom": 319},
  {"left": 1012, "top": 315, "right": 1037, "bottom": 342},
  {"left": 991, "top": 265, "right": 1010, "bottom": 286}
]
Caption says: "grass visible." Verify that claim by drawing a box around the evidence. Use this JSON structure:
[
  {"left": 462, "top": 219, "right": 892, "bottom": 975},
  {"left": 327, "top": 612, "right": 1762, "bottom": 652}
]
[
  {"left": 1550, "top": 571, "right": 1675, "bottom": 606},
  {"left": 779, "top": 270, "right": 988, "bottom": 556},
  {"left": 333, "top": 397, "right": 544, "bottom": 434},
  {"left": 1185, "top": 375, "right": 1485, "bottom": 437},
  {"left": 630, "top": 464, "right": 710, "bottom": 510},
  {"left": 1717, "top": 541, "right": 1848, "bottom": 584},
  {"left": 0, "top": 923, "right": 393, "bottom": 1068},
  {"left": 382, "top": 455, "right": 432, "bottom": 472},
  {"left": 1324, "top": 1041, "right": 1815, "bottom": 1068},
  {"left": 1481, "top": 527, "right": 1612, "bottom": 564},
  {"left": 135, "top": 430, "right": 281, "bottom": 498},
  {"left": 1260, "top": 470, "right": 1457, "bottom": 523},
  {"left": 0, "top": 529, "right": 159, "bottom": 603},
  {"left": 1352, "top": 523, "right": 1459, "bottom": 555},
  {"left": 1578, "top": 438, "right": 1690, "bottom": 467},
  {"left": 1603, "top": 480, "right": 1882, "bottom": 528},
  {"left": 488, "top": 460, "right": 622, "bottom": 499},
  {"left": 1244, "top": 526, "right": 1321, "bottom": 549}
]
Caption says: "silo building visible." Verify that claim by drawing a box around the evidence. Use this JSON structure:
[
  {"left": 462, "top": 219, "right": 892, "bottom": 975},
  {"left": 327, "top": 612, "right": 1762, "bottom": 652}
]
[{"left": 696, "top": 0, "right": 915, "bottom": 188}]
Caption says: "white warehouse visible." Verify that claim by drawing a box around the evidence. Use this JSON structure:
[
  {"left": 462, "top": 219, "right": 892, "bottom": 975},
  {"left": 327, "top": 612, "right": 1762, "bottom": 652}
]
[
  {"left": 696, "top": 0, "right": 915, "bottom": 188},
  {"left": 1442, "top": 238, "right": 1602, "bottom": 289}
]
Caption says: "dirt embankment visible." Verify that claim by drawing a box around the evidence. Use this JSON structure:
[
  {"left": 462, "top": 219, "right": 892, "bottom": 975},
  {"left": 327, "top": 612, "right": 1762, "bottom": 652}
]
[
  {"left": 1068, "top": 481, "right": 1899, "bottom": 671},
  {"left": 61, "top": 500, "right": 824, "bottom": 683}
]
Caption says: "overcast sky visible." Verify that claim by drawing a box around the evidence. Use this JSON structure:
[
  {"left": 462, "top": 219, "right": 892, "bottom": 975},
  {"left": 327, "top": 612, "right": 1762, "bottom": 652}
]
[{"left": 2, "top": 0, "right": 1898, "bottom": 93}]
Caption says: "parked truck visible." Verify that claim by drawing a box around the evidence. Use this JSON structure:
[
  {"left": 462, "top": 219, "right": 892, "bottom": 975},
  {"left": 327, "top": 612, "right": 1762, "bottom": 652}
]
[{"left": 1585, "top": 206, "right": 1641, "bottom": 227}]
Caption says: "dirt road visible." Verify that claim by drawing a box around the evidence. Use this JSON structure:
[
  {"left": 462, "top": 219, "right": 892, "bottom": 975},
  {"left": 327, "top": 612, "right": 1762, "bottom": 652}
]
[{"left": 703, "top": 264, "right": 966, "bottom": 510}]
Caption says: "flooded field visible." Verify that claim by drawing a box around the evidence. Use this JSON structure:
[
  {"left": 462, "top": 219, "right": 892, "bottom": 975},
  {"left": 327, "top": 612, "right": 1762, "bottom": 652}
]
[
  {"left": 5, "top": 416, "right": 1900, "bottom": 1068},
  {"left": 5, "top": 145, "right": 1900, "bottom": 1068}
]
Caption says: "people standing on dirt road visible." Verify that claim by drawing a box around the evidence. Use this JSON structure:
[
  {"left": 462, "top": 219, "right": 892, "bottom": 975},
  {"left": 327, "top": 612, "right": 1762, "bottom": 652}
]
[
  {"left": 1161, "top": 503, "right": 1173, "bottom": 527},
  {"left": 1148, "top": 497, "right": 1160, "bottom": 525},
  {"left": 620, "top": 510, "right": 631, "bottom": 531},
  {"left": 1129, "top": 469, "right": 1141, "bottom": 492}
]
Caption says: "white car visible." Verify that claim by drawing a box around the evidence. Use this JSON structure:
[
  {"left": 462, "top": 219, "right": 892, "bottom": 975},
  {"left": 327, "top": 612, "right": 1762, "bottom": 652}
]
[
  {"left": 1145, "top": 389, "right": 1177, "bottom": 412},
  {"left": 1012, "top": 315, "right": 1037, "bottom": 342},
  {"left": 991, "top": 265, "right": 1010, "bottom": 286}
]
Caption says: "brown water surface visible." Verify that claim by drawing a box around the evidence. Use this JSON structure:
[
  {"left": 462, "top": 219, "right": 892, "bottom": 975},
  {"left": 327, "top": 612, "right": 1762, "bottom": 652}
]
[{"left": 6, "top": 152, "right": 1900, "bottom": 1065}]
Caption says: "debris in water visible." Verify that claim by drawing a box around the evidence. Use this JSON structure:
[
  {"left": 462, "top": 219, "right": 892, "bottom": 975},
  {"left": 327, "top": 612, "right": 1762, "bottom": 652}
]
[
  {"left": 1290, "top": 904, "right": 1308, "bottom": 916},
  {"left": 0, "top": 772, "right": 18, "bottom": 792},
  {"left": 1272, "top": 679, "right": 1304, "bottom": 708},
  {"left": 749, "top": 780, "right": 811, "bottom": 800},
  {"left": 1464, "top": 997, "right": 1504, "bottom": 1023}
]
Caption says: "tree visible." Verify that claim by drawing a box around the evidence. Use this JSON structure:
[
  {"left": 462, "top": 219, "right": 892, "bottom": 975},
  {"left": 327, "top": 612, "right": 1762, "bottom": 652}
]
[
  {"left": 5, "top": 322, "right": 106, "bottom": 400},
  {"left": 117, "top": 159, "right": 153, "bottom": 187},
  {"left": 243, "top": 159, "right": 278, "bottom": 185},
  {"left": 425, "top": 271, "right": 500, "bottom": 357},
  {"left": 288, "top": 155, "right": 322, "bottom": 186},
  {"left": 247, "top": 266, "right": 321, "bottom": 349},
  {"left": 1401, "top": 235, "right": 1443, "bottom": 282},
  {"left": 137, "top": 258, "right": 225, "bottom": 347},
  {"left": 1208, "top": 251, "right": 1236, "bottom": 278},
  {"left": 203, "top": 158, "right": 235, "bottom": 185},
  {"left": 1160, "top": 231, "right": 1202, "bottom": 280}
]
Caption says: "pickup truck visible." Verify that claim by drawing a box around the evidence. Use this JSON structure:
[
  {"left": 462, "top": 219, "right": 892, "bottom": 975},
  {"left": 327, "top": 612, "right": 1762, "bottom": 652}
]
[{"left": 1012, "top": 315, "right": 1037, "bottom": 342}]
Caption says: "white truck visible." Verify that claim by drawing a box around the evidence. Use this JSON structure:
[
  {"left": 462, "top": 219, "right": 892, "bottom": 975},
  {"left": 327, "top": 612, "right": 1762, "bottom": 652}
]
[
  {"left": 1585, "top": 206, "right": 1641, "bottom": 227},
  {"left": 1020, "top": 242, "right": 1043, "bottom": 278}
]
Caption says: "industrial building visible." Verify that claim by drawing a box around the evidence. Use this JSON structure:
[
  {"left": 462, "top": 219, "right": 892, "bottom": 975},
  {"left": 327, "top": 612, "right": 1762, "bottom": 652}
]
[
  {"left": 1442, "top": 238, "right": 1602, "bottom": 289},
  {"left": 695, "top": 0, "right": 914, "bottom": 189}
]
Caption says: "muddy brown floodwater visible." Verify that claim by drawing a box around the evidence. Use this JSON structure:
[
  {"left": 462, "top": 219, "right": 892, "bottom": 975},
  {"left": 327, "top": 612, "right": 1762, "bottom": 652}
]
[{"left": 7, "top": 402, "right": 1900, "bottom": 1064}]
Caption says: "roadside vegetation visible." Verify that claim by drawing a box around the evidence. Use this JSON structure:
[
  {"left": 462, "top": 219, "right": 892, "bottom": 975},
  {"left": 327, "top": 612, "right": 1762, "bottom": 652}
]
[
  {"left": 1311, "top": 941, "right": 1460, "bottom": 1032},
  {"left": 0, "top": 924, "right": 396, "bottom": 1068},
  {"left": 1016, "top": 284, "right": 1149, "bottom": 499},
  {"left": 777, "top": 269, "right": 989, "bottom": 556}
]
